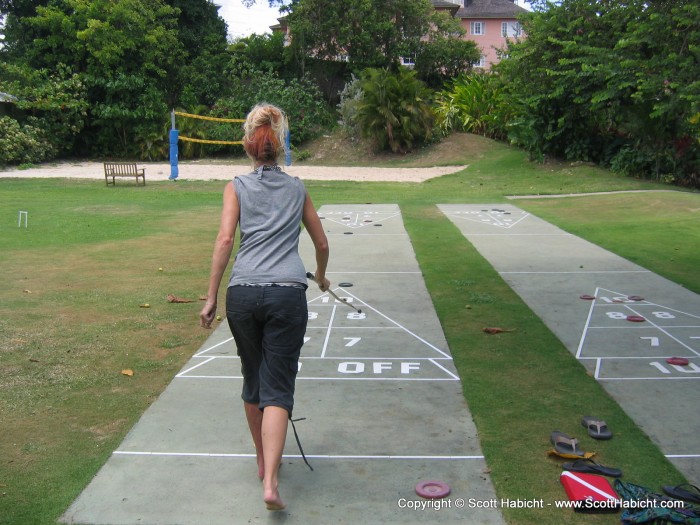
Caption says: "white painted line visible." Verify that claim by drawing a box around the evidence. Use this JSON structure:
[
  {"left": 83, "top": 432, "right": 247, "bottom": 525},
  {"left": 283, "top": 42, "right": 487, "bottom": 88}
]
[
  {"left": 326, "top": 271, "right": 423, "bottom": 274},
  {"left": 322, "top": 211, "right": 403, "bottom": 229},
  {"left": 194, "top": 337, "right": 234, "bottom": 357},
  {"left": 500, "top": 270, "right": 651, "bottom": 274},
  {"left": 430, "top": 359, "right": 460, "bottom": 380},
  {"left": 327, "top": 233, "right": 407, "bottom": 236},
  {"left": 187, "top": 355, "right": 240, "bottom": 359},
  {"left": 305, "top": 377, "right": 458, "bottom": 382},
  {"left": 340, "top": 288, "right": 451, "bottom": 359},
  {"left": 176, "top": 356, "right": 454, "bottom": 362},
  {"left": 665, "top": 454, "right": 700, "bottom": 459},
  {"left": 624, "top": 305, "right": 700, "bottom": 357},
  {"left": 467, "top": 233, "right": 571, "bottom": 236},
  {"left": 584, "top": 325, "right": 700, "bottom": 330},
  {"left": 635, "top": 303, "right": 700, "bottom": 320},
  {"left": 176, "top": 356, "right": 217, "bottom": 377},
  {"left": 177, "top": 375, "right": 460, "bottom": 381},
  {"left": 598, "top": 376, "right": 700, "bottom": 381},
  {"left": 579, "top": 356, "right": 697, "bottom": 360},
  {"left": 576, "top": 287, "right": 598, "bottom": 359},
  {"left": 594, "top": 358, "right": 602, "bottom": 379},
  {"left": 301, "top": 356, "right": 453, "bottom": 361},
  {"left": 320, "top": 305, "right": 337, "bottom": 358},
  {"left": 177, "top": 375, "right": 242, "bottom": 379},
  {"left": 306, "top": 325, "right": 404, "bottom": 329},
  {"left": 114, "top": 451, "right": 484, "bottom": 460}
]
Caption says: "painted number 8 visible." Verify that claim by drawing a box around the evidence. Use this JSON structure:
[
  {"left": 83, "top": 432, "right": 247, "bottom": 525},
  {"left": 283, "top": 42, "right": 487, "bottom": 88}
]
[{"left": 606, "top": 312, "right": 627, "bottom": 319}]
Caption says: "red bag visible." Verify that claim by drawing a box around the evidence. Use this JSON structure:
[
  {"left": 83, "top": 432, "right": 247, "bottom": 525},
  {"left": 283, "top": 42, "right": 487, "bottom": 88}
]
[{"left": 560, "top": 471, "right": 620, "bottom": 513}]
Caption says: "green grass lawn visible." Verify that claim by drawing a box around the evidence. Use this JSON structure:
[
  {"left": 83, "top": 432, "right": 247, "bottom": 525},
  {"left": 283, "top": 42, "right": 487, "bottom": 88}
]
[{"left": 1, "top": 134, "right": 698, "bottom": 524}]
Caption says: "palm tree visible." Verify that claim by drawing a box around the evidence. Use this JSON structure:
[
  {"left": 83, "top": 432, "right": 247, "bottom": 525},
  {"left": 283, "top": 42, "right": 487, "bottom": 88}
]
[{"left": 356, "top": 68, "right": 434, "bottom": 153}]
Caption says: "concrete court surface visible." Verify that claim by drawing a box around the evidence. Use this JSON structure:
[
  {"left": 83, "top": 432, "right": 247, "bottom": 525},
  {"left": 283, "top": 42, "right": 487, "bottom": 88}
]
[
  {"left": 61, "top": 204, "right": 505, "bottom": 525},
  {"left": 439, "top": 204, "right": 700, "bottom": 485}
]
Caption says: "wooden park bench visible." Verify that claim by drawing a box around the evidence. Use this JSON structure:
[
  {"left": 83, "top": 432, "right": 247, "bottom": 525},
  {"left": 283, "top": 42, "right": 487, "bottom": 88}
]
[{"left": 104, "top": 162, "right": 146, "bottom": 186}]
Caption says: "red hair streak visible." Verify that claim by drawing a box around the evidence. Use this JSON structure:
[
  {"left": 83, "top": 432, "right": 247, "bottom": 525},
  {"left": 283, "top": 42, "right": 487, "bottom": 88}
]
[{"left": 244, "top": 124, "right": 279, "bottom": 163}]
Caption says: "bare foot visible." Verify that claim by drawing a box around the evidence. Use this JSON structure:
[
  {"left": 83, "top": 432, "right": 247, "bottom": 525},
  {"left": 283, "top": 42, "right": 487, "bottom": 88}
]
[{"left": 263, "top": 485, "right": 286, "bottom": 511}]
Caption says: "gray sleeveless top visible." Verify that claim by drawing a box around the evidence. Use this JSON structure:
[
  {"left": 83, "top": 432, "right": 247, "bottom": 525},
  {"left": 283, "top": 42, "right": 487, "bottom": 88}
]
[{"left": 228, "top": 166, "right": 308, "bottom": 287}]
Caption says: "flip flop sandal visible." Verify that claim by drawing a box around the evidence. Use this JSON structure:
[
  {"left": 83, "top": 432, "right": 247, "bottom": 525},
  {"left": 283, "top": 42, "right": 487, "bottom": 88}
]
[
  {"left": 550, "top": 431, "right": 586, "bottom": 457},
  {"left": 562, "top": 458, "right": 622, "bottom": 478},
  {"left": 662, "top": 484, "right": 700, "bottom": 504},
  {"left": 581, "top": 416, "right": 613, "bottom": 440}
]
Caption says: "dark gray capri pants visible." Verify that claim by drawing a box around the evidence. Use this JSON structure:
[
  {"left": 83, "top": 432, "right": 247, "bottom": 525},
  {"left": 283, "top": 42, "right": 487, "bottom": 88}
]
[{"left": 226, "top": 285, "right": 308, "bottom": 416}]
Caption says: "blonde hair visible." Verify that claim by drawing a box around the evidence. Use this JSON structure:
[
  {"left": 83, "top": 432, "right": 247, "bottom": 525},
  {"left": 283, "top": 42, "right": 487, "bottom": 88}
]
[{"left": 243, "top": 103, "right": 289, "bottom": 164}]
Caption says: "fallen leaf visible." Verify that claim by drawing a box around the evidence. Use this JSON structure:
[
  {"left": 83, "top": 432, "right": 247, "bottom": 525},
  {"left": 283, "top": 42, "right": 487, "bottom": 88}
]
[
  {"left": 482, "top": 327, "right": 516, "bottom": 334},
  {"left": 121, "top": 369, "right": 134, "bottom": 377},
  {"left": 29, "top": 358, "right": 40, "bottom": 363},
  {"left": 139, "top": 303, "right": 150, "bottom": 308},
  {"left": 167, "top": 294, "right": 194, "bottom": 303},
  {"left": 23, "top": 289, "right": 32, "bottom": 294}
]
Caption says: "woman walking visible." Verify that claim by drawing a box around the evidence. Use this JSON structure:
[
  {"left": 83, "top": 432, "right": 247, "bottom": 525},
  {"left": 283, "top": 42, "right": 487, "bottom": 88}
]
[{"left": 200, "top": 103, "right": 329, "bottom": 510}]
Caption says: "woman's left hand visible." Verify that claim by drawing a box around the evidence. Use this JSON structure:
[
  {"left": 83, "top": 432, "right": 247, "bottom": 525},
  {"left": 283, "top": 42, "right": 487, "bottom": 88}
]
[{"left": 200, "top": 301, "right": 217, "bottom": 329}]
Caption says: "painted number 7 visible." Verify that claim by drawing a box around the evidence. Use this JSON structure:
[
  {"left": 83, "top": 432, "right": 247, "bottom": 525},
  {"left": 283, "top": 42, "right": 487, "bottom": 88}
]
[{"left": 344, "top": 337, "right": 361, "bottom": 347}]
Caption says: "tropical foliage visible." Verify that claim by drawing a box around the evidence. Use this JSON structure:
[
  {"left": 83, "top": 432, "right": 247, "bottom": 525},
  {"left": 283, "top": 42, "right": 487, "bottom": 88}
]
[
  {"left": 355, "top": 68, "right": 434, "bottom": 153},
  {"left": 496, "top": 0, "right": 700, "bottom": 186},
  {"left": 434, "top": 74, "right": 510, "bottom": 140}
]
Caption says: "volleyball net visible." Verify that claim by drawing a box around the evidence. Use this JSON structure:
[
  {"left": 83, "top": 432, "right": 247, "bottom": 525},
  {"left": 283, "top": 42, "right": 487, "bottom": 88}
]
[
  {"left": 168, "top": 110, "right": 291, "bottom": 180},
  {"left": 173, "top": 111, "right": 245, "bottom": 145}
]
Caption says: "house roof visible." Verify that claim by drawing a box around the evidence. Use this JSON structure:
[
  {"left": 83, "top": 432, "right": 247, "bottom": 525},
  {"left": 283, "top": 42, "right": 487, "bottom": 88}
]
[
  {"left": 455, "top": 0, "right": 528, "bottom": 19},
  {"left": 431, "top": 1, "right": 460, "bottom": 16}
]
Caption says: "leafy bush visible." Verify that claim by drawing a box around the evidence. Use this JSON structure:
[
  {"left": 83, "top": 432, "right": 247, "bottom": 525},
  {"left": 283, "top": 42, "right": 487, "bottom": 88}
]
[
  {"left": 337, "top": 74, "right": 363, "bottom": 138},
  {"left": 0, "top": 117, "right": 56, "bottom": 165},
  {"left": 0, "top": 63, "right": 88, "bottom": 162},
  {"left": 215, "top": 74, "right": 334, "bottom": 147},
  {"left": 355, "top": 68, "right": 434, "bottom": 153},
  {"left": 414, "top": 38, "right": 480, "bottom": 89},
  {"left": 434, "top": 73, "right": 510, "bottom": 140}
]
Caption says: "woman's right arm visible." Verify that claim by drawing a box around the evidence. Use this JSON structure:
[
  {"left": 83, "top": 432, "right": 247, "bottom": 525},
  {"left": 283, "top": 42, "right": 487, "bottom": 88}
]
[
  {"left": 301, "top": 192, "right": 330, "bottom": 291},
  {"left": 200, "top": 182, "right": 240, "bottom": 328}
]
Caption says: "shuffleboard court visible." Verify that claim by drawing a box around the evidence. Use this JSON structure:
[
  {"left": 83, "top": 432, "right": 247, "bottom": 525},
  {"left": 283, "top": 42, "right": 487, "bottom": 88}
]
[
  {"left": 61, "top": 204, "right": 505, "bottom": 525},
  {"left": 439, "top": 204, "right": 700, "bottom": 484}
]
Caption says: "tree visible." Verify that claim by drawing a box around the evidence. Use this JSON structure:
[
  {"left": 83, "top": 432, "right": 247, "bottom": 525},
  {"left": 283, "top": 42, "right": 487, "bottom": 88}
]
[
  {"left": 497, "top": 0, "right": 700, "bottom": 185},
  {"left": 414, "top": 38, "right": 480, "bottom": 89},
  {"left": 226, "top": 32, "right": 293, "bottom": 80},
  {"left": 408, "top": 9, "right": 480, "bottom": 89},
  {"left": 164, "top": 0, "right": 229, "bottom": 107},
  {"left": 284, "top": 0, "right": 434, "bottom": 72},
  {"left": 1, "top": 0, "right": 184, "bottom": 155},
  {"left": 1, "top": 0, "right": 235, "bottom": 157}
]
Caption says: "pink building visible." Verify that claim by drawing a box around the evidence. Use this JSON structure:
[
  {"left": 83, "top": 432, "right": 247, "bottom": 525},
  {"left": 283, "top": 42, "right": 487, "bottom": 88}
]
[{"left": 432, "top": 0, "right": 527, "bottom": 68}]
